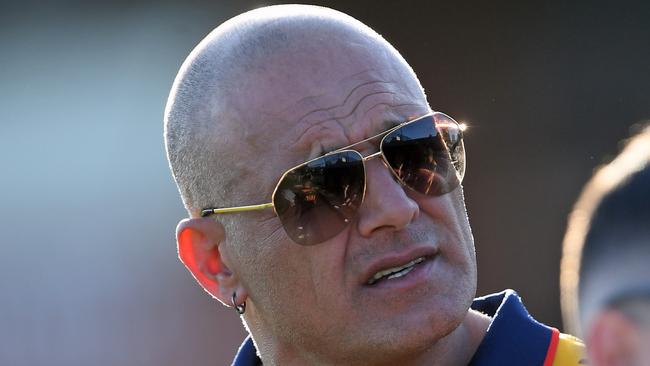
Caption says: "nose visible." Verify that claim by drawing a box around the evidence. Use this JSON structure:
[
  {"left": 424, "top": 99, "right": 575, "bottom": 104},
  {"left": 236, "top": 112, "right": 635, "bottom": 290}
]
[{"left": 356, "top": 157, "right": 419, "bottom": 237}]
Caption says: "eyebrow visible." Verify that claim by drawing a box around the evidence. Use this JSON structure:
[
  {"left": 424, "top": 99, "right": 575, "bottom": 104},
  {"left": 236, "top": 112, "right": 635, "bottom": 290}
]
[{"left": 319, "top": 117, "right": 405, "bottom": 155}]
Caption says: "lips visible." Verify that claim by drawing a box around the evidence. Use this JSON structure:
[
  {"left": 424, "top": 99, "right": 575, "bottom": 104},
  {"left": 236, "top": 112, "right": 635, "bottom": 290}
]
[
  {"left": 366, "top": 257, "right": 425, "bottom": 285},
  {"left": 361, "top": 247, "right": 438, "bottom": 287}
]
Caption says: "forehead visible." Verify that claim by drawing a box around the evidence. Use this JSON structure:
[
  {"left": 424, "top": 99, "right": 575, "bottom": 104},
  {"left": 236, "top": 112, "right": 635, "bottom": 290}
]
[
  {"left": 285, "top": 70, "right": 427, "bottom": 155},
  {"left": 226, "top": 34, "right": 429, "bottom": 196},
  {"left": 241, "top": 41, "right": 428, "bottom": 153}
]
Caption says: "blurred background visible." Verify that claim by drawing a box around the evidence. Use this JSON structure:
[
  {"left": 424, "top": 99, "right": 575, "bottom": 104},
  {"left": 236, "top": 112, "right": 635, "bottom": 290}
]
[{"left": 1, "top": 0, "right": 649, "bottom": 365}]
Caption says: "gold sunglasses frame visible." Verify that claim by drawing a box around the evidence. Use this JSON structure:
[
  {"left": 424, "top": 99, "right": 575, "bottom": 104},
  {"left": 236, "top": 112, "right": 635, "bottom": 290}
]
[{"left": 201, "top": 111, "right": 463, "bottom": 217}]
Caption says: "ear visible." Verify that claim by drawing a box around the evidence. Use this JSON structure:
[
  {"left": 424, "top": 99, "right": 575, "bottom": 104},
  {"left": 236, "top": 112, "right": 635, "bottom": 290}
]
[
  {"left": 586, "top": 309, "right": 640, "bottom": 366},
  {"left": 176, "top": 217, "right": 247, "bottom": 307}
]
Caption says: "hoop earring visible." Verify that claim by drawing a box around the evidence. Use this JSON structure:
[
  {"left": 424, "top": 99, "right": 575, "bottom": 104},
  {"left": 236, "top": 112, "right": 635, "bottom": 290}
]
[{"left": 232, "top": 292, "right": 246, "bottom": 315}]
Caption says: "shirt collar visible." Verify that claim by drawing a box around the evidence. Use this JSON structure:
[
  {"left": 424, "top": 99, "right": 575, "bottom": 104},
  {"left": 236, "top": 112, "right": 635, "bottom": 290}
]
[
  {"left": 231, "top": 335, "right": 260, "bottom": 366},
  {"left": 469, "top": 289, "right": 555, "bottom": 366}
]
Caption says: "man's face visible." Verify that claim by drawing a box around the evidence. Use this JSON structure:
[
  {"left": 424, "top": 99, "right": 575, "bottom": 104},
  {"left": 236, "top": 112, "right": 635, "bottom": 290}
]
[{"left": 222, "top": 35, "right": 477, "bottom": 362}]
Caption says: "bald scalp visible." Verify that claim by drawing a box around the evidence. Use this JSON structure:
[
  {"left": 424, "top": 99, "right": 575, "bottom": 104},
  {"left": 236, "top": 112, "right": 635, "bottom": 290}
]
[{"left": 164, "top": 5, "right": 408, "bottom": 218}]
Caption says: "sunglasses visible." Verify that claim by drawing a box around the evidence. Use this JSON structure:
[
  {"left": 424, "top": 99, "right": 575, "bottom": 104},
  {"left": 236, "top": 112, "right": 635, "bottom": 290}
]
[{"left": 201, "top": 112, "right": 466, "bottom": 246}]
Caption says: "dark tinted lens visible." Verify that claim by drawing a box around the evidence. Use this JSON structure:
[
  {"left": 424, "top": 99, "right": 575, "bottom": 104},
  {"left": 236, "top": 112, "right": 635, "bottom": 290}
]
[
  {"left": 381, "top": 114, "right": 465, "bottom": 196},
  {"left": 272, "top": 150, "right": 365, "bottom": 245},
  {"left": 433, "top": 112, "right": 466, "bottom": 180}
]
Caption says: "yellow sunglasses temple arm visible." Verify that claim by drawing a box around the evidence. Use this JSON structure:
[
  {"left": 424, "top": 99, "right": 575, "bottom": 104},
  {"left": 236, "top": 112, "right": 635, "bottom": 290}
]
[{"left": 201, "top": 202, "right": 274, "bottom": 216}]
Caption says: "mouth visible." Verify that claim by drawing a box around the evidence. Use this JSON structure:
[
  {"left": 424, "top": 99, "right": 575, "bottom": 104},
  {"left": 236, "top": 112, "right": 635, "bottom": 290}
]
[
  {"left": 361, "top": 246, "right": 438, "bottom": 287},
  {"left": 366, "top": 256, "right": 426, "bottom": 285}
]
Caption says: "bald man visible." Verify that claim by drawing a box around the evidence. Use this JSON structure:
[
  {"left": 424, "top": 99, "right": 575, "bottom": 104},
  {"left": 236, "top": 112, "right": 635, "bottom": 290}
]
[
  {"left": 165, "top": 5, "right": 583, "bottom": 365},
  {"left": 562, "top": 126, "right": 650, "bottom": 365}
]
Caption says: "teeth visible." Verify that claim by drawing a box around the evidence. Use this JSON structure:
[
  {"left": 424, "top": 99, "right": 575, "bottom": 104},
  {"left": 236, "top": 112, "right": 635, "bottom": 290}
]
[
  {"left": 367, "top": 257, "right": 425, "bottom": 285},
  {"left": 385, "top": 266, "right": 415, "bottom": 280}
]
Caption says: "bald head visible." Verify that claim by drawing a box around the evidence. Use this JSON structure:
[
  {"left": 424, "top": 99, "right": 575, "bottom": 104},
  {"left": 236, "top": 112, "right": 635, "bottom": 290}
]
[{"left": 164, "top": 5, "right": 423, "bottom": 218}]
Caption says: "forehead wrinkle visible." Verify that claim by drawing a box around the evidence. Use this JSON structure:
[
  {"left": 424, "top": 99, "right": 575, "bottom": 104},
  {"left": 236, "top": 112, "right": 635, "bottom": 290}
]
[
  {"left": 285, "top": 68, "right": 397, "bottom": 133},
  {"left": 336, "top": 90, "right": 397, "bottom": 122},
  {"left": 361, "top": 102, "right": 421, "bottom": 129},
  {"left": 297, "top": 90, "right": 400, "bottom": 150},
  {"left": 322, "top": 86, "right": 430, "bottom": 144},
  {"left": 320, "top": 102, "right": 423, "bottom": 154},
  {"left": 289, "top": 88, "right": 398, "bottom": 149},
  {"left": 287, "top": 91, "right": 422, "bottom": 158},
  {"left": 289, "top": 100, "right": 426, "bottom": 158},
  {"left": 362, "top": 102, "right": 425, "bottom": 123},
  {"left": 283, "top": 118, "right": 349, "bottom": 155},
  {"left": 286, "top": 90, "right": 397, "bottom": 151},
  {"left": 294, "top": 80, "right": 393, "bottom": 125},
  {"left": 280, "top": 68, "right": 382, "bottom": 115}
]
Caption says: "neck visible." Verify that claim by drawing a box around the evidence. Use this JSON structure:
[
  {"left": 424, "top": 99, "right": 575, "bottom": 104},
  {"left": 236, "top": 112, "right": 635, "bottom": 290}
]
[
  {"left": 395, "top": 309, "right": 491, "bottom": 366},
  {"left": 251, "top": 309, "right": 491, "bottom": 366},
  {"left": 419, "top": 309, "right": 491, "bottom": 366}
]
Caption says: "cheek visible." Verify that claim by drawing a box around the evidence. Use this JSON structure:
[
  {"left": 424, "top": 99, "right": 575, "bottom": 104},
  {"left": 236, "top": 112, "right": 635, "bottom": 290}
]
[
  {"left": 305, "top": 234, "right": 351, "bottom": 309},
  {"left": 415, "top": 189, "right": 475, "bottom": 257},
  {"left": 412, "top": 190, "right": 477, "bottom": 301},
  {"left": 248, "top": 246, "right": 306, "bottom": 293},
  {"left": 240, "top": 237, "right": 352, "bottom": 345},
  {"left": 239, "top": 237, "right": 324, "bottom": 313},
  {"left": 237, "top": 213, "right": 349, "bottom": 304}
]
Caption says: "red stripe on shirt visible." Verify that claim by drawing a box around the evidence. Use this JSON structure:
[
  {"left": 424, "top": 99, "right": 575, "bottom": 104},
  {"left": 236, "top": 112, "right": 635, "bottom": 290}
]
[{"left": 543, "top": 327, "right": 560, "bottom": 366}]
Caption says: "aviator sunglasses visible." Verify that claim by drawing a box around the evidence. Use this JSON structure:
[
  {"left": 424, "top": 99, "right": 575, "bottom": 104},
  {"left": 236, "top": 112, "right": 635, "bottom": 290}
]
[{"left": 202, "top": 112, "right": 466, "bottom": 246}]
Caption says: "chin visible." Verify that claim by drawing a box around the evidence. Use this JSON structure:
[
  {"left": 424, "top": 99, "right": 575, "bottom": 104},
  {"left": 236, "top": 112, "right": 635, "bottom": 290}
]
[
  {"left": 358, "top": 288, "right": 474, "bottom": 358},
  {"left": 336, "top": 312, "right": 467, "bottom": 365},
  {"left": 402, "top": 274, "right": 476, "bottom": 348}
]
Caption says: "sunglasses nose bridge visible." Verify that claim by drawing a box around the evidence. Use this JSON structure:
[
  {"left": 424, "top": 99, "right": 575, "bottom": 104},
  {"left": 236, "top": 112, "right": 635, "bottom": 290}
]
[
  {"left": 361, "top": 149, "right": 405, "bottom": 189},
  {"left": 362, "top": 151, "right": 383, "bottom": 161}
]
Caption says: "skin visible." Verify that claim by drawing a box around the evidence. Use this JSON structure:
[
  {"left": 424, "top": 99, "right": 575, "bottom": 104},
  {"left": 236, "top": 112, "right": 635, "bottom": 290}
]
[
  {"left": 587, "top": 309, "right": 650, "bottom": 366},
  {"left": 577, "top": 241, "right": 650, "bottom": 365},
  {"left": 176, "top": 21, "right": 489, "bottom": 366}
]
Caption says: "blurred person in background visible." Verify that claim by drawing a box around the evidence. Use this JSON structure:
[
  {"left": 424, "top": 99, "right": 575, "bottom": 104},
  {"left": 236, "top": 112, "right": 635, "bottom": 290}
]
[
  {"left": 165, "top": 4, "right": 584, "bottom": 365},
  {"left": 562, "top": 125, "right": 650, "bottom": 366}
]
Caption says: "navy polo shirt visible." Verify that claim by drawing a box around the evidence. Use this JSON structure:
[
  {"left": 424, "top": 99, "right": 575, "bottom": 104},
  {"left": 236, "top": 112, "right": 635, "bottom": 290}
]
[{"left": 232, "top": 290, "right": 558, "bottom": 366}]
